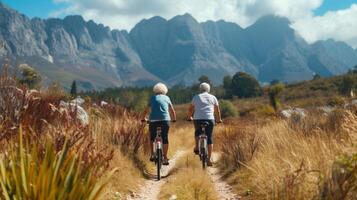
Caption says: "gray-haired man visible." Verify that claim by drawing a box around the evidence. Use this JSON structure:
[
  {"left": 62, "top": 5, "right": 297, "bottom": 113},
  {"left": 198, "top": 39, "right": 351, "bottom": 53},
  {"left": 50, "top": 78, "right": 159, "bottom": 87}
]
[{"left": 187, "top": 82, "right": 222, "bottom": 166}]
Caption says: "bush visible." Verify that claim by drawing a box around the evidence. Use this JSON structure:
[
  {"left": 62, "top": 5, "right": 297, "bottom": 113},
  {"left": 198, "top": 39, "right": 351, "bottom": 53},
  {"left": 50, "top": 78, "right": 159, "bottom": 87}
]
[
  {"left": 327, "top": 96, "right": 345, "bottom": 107},
  {"left": 219, "top": 100, "right": 238, "bottom": 118},
  {"left": 268, "top": 83, "right": 285, "bottom": 111},
  {"left": 338, "top": 75, "right": 356, "bottom": 96},
  {"left": 254, "top": 105, "right": 276, "bottom": 117},
  {"left": 320, "top": 153, "right": 357, "bottom": 200},
  {"left": 18, "top": 64, "right": 41, "bottom": 89}
]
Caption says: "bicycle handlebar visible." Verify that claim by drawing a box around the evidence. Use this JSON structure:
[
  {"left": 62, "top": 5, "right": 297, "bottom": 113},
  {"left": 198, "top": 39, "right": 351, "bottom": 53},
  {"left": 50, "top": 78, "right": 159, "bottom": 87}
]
[
  {"left": 186, "top": 118, "right": 223, "bottom": 124},
  {"left": 141, "top": 119, "right": 177, "bottom": 124}
]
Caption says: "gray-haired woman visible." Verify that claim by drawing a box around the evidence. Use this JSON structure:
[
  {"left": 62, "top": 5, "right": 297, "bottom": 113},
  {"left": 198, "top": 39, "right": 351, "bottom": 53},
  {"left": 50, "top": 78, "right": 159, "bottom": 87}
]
[{"left": 142, "top": 83, "right": 176, "bottom": 165}]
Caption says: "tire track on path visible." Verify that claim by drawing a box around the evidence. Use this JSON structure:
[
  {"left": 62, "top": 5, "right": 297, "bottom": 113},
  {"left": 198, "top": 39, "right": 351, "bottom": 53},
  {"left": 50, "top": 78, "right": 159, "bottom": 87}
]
[
  {"left": 126, "top": 150, "right": 185, "bottom": 200},
  {"left": 208, "top": 153, "right": 240, "bottom": 200}
]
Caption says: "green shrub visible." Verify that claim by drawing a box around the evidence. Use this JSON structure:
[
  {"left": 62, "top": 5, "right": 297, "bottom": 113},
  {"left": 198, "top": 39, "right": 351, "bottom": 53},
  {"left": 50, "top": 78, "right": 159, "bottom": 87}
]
[
  {"left": 320, "top": 153, "right": 357, "bottom": 200},
  {"left": 268, "top": 83, "right": 285, "bottom": 111},
  {"left": 18, "top": 64, "right": 42, "bottom": 89},
  {"left": 327, "top": 96, "right": 345, "bottom": 106},
  {"left": 0, "top": 132, "right": 116, "bottom": 200},
  {"left": 219, "top": 100, "right": 238, "bottom": 118},
  {"left": 338, "top": 75, "right": 356, "bottom": 96},
  {"left": 254, "top": 105, "right": 276, "bottom": 117}
]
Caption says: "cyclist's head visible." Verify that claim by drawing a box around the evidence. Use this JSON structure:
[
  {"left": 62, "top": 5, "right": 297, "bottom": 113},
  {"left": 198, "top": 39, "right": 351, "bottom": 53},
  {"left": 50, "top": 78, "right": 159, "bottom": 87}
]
[
  {"left": 153, "top": 82, "right": 168, "bottom": 95},
  {"left": 199, "top": 82, "right": 210, "bottom": 93}
]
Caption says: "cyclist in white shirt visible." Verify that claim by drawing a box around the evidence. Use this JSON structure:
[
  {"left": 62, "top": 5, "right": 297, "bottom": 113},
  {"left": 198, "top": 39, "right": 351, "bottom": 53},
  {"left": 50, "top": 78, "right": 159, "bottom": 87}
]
[{"left": 187, "top": 82, "right": 222, "bottom": 166}]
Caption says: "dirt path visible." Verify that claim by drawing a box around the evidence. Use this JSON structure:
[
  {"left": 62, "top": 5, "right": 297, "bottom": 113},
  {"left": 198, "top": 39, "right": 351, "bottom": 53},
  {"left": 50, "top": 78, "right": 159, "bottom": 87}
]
[
  {"left": 126, "top": 150, "right": 185, "bottom": 200},
  {"left": 208, "top": 153, "right": 240, "bottom": 200}
]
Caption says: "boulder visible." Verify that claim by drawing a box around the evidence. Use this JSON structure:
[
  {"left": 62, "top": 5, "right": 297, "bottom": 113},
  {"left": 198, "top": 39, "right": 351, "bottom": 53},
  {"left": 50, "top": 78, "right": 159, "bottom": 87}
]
[
  {"left": 280, "top": 108, "right": 306, "bottom": 119},
  {"left": 59, "top": 100, "right": 89, "bottom": 126}
]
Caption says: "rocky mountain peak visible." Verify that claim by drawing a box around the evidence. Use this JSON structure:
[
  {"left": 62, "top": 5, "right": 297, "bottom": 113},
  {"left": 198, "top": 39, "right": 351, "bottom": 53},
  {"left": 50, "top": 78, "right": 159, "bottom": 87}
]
[{"left": 1, "top": 3, "right": 357, "bottom": 89}]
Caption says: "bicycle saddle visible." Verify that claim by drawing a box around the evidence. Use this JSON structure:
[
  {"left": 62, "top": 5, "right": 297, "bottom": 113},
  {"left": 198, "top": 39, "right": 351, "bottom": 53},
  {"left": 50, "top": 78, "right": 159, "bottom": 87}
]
[{"left": 200, "top": 122, "right": 209, "bottom": 127}]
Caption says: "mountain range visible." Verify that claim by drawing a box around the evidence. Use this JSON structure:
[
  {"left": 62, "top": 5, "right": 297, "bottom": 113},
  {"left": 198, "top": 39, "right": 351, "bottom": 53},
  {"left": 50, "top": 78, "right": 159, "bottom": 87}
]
[{"left": 0, "top": 2, "right": 357, "bottom": 90}]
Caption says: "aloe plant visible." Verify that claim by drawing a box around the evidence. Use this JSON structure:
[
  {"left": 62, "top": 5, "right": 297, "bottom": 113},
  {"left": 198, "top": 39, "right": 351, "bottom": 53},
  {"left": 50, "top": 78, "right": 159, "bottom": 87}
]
[{"left": 0, "top": 130, "right": 116, "bottom": 200}]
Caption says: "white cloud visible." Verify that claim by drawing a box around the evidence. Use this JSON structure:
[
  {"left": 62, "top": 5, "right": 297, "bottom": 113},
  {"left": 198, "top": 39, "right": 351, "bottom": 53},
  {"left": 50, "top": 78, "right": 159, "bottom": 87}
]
[
  {"left": 50, "top": 0, "right": 357, "bottom": 48},
  {"left": 50, "top": 0, "right": 322, "bottom": 29},
  {"left": 292, "top": 4, "right": 357, "bottom": 48}
]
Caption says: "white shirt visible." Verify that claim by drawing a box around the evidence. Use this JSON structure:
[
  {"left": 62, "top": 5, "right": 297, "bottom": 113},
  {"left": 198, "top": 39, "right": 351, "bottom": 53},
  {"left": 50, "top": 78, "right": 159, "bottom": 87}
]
[{"left": 192, "top": 92, "right": 219, "bottom": 120}]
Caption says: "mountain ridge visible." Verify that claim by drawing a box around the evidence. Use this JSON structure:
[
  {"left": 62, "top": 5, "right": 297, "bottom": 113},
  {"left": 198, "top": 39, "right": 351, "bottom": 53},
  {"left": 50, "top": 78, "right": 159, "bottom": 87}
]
[{"left": 0, "top": 3, "right": 357, "bottom": 90}]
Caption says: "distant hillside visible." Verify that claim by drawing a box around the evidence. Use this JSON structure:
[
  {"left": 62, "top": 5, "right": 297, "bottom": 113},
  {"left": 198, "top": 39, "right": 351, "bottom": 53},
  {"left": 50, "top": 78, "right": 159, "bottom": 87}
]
[{"left": 1, "top": 2, "right": 357, "bottom": 90}]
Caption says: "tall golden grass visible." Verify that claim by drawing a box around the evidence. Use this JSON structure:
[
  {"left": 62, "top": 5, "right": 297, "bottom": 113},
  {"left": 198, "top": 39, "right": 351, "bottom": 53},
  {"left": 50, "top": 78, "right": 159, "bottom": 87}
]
[{"left": 216, "top": 109, "right": 357, "bottom": 200}]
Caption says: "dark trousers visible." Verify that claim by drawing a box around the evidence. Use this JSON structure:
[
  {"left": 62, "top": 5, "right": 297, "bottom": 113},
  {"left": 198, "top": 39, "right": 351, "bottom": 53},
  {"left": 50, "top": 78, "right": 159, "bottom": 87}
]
[
  {"left": 149, "top": 121, "right": 170, "bottom": 144},
  {"left": 194, "top": 120, "right": 215, "bottom": 145}
]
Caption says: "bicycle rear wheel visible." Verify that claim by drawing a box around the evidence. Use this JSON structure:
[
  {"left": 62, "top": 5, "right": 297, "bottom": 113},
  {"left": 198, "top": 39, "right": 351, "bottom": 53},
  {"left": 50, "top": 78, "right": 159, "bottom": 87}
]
[
  {"left": 201, "top": 148, "right": 206, "bottom": 169},
  {"left": 157, "top": 149, "right": 162, "bottom": 180}
]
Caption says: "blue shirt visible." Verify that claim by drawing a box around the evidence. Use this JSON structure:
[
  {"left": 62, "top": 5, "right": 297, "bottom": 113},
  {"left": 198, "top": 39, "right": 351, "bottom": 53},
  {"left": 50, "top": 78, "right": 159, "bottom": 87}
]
[{"left": 149, "top": 95, "right": 172, "bottom": 121}]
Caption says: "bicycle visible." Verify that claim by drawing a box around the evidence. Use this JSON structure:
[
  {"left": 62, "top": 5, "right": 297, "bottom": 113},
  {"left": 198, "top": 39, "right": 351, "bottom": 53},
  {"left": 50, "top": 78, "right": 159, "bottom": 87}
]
[
  {"left": 187, "top": 118, "right": 222, "bottom": 169},
  {"left": 198, "top": 122, "right": 209, "bottom": 169},
  {"left": 142, "top": 120, "right": 167, "bottom": 181},
  {"left": 153, "top": 126, "right": 163, "bottom": 180},
  {"left": 187, "top": 119, "right": 210, "bottom": 169}
]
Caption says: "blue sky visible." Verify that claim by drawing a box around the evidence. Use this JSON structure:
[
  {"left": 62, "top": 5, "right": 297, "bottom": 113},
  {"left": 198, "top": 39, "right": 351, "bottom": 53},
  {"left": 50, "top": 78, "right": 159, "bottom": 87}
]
[
  {"left": 314, "top": 0, "right": 356, "bottom": 15},
  {"left": 1, "top": 0, "right": 65, "bottom": 18},
  {"left": 2, "top": 0, "right": 355, "bottom": 19}
]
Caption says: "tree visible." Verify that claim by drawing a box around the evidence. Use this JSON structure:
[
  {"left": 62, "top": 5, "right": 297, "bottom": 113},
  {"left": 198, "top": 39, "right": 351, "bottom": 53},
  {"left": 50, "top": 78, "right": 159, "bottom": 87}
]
[
  {"left": 18, "top": 64, "right": 41, "bottom": 89},
  {"left": 223, "top": 76, "right": 232, "bottom": 89},
  {"left": 198, "top": 75, "right": 211, "bottom": 84},
  {"left": 70, "top": 80, "right": 77, "bottom": 97},
  {"left": 339, "top": 75, "right": 356, "bottom": 97},
  {"left": 223, "top": 75, "right": 233, "bottom": 98},
  {"left": 268, "top": 83, "right": 285, "bottom": 111},
  {"left": 231, "top": 72, "right": 262, "bottom": 98}
]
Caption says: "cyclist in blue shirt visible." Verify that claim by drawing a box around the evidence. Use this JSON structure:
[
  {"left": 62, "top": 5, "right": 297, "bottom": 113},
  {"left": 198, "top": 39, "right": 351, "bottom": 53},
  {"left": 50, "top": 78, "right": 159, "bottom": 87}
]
[{"left": 142, "top": 83, "right": 176, "bottom": 165}]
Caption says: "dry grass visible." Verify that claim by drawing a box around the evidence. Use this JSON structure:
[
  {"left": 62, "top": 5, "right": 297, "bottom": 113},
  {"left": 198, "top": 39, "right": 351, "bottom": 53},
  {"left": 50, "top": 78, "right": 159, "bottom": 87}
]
[
  {"left": 87, "top": 105, "right": 151, "bottom": 198},
  {"left": 101, "top": 151, "right": 143, "bottom": 199},
  {"left": 159, "top": 152, "right": 219, "bottom": 200},
  {"left": 216, "top": 109, "right": 357, "bottom": 200},
  {"left": 0, "top": 66, "right": 150, "bottom": 199}
]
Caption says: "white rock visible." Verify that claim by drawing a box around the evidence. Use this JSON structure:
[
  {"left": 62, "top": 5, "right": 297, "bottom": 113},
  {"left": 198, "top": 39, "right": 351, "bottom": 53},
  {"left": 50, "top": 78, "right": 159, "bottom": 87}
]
[
  {"left": 100, "top": 101, "right": 108, "bottom": 107},
  {"left": 318, "top": 106, "right": 335, "bottom": 114},
  {"left": 71, "top": 96, "right": 85, "bottom": 105},
  {"left": 280, "top": 108, "right": 306, "bottom": 119},
  {"left": 59, "top": 100, "right": 89, "bottom": 126}
]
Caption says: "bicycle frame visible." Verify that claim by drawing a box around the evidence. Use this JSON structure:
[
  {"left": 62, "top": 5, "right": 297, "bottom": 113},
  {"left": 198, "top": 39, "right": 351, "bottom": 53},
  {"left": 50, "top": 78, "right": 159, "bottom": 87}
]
[
  {"left": 199, "top": 133, "right": 208, "bottom": 157},
  {"left": 154, "top": 127, "right": 162, "bottom": 154},
  {"left": 153, "top": 126, "right": 163, "bottom": 180},
  {"left": 198, "top": 123, "right": 209, "bottom": 169}
]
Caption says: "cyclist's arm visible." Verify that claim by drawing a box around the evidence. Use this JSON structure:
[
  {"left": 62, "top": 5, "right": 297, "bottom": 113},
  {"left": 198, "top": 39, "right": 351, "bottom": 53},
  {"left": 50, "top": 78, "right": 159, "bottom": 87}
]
[
  {"left": 187, "top": 104, "right": 194, "bottom": 119},
  {"left": 214, "top": 104, "right": 223, "bottom": 123},
  {"left": 169, "top": 104, "right": 177, "bottom": 122},
  {"left": 142, "top": 107, "right": 150, "bottom": 121}
]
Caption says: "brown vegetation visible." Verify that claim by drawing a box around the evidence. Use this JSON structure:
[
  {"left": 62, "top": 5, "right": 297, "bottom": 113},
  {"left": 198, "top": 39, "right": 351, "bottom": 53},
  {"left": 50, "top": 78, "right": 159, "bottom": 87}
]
[
  {"left": 216, "top": 109, "right": 357, "bottom": 200},
  {"left": 0, "top": 67, "right": 150, "bottom": 199}
]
